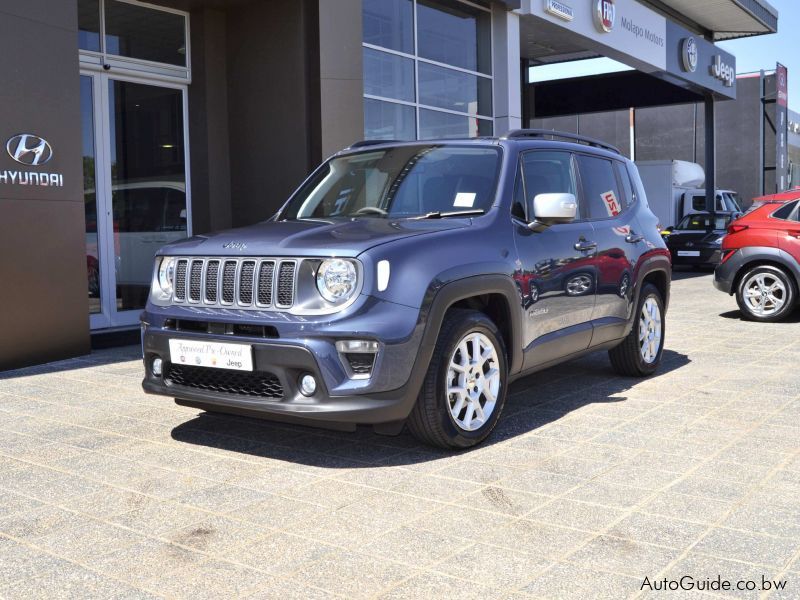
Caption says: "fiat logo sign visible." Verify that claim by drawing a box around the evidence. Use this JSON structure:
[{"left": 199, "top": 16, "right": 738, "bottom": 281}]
[{"left": 594, "top": 0, "right": 615, "bottom": 33}]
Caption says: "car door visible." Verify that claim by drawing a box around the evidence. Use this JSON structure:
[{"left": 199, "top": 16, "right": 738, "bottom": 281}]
[
  {"left": 575, "top": 155, "right": 645, "bottom": 345},
  {"left": 512, "top": 150, "right": 597, "bottom": 370}
]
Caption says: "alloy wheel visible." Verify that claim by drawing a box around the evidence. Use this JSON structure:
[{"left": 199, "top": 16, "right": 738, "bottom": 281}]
[
  {"left": 446, "top": 332, "right": 500, "bottom": 431},
  {"left": 742, "top": 272, "right": 787, "bottom": 316},
  {"left": 638, "top": 297, "right": 662, "bottom": 364}
]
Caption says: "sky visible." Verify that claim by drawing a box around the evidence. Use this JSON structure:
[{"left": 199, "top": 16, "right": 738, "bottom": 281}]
[{"left": 530, "top": 0, "right": 800, "bottom": 110}]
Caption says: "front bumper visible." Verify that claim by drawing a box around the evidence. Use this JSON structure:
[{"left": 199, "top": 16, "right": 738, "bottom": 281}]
[
  {"left": 140, "top": 295, "right": 426, "bottom": 427},
  {"left": 669, "top": 247, "right": 722, "bottom": 266}
]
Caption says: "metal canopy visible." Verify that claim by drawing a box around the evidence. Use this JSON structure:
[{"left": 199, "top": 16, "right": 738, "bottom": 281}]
[{"left": 648, "top": 0, "right": 778, "bottom": 40}]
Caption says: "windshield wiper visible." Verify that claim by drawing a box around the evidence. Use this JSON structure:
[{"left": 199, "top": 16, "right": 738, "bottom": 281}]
[{"left": 411, "top": 209, "right": 486, "bottom": 220}]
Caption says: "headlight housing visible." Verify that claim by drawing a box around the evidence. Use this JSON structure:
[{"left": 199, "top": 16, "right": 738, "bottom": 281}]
[
  {"left": 157, "top": 256, "right": 177, "bottom": 295},
  {"left": 316, "top": 259, "right": 358, "bottom": 303}
]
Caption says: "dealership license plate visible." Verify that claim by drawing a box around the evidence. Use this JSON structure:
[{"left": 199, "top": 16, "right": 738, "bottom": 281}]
[
  {"left": 168, "top": 339, "right": 253, "bottom": 371},
  {"left": 677, "top": 250, "right": 701, "bottom": 257}
]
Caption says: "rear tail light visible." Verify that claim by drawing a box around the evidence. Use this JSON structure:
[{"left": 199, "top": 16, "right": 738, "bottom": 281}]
[
  {"left": 720, "top": 250, "right": 737, "bottom": 264},
  {"left": 727, "top": 224, "right": 749, "bottom": 234}
]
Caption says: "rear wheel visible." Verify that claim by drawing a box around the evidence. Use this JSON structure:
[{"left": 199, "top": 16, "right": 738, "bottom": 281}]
[
  {"left": 407, "top": 309, "right": 508, "bottom": 449},
  {"left": 609, "top": 283, "right": 665, "bottom": 377},
  {"left": 736, "top": 265, "right": 795, "bottom": 322}
]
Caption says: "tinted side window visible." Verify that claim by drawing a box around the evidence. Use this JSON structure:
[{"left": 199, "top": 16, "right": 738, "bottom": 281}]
[
  {"left": 577, "top": 155, "right": 623, "bottom": 220},
  {"left": 520, "top": 151, "right": 579, "bottom": 219},
  {"left": 772, "top": 200, "right": 799, "bottom": 221},
  {"left": 614, "top": 162, "right": 634, "bottom": 209}
]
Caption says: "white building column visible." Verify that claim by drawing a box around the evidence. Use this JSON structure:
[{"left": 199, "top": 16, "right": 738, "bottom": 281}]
[{"left": 492, "top": 4, "right": 522, "bottom": 135}]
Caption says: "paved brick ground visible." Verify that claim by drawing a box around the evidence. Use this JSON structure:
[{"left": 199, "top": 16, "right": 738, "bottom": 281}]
[{"left": 0, "top": 271, "right": 799, "bottom": 599}]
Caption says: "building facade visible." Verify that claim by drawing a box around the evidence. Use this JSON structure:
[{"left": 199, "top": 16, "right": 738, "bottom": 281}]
[{"left": 0, "top": 0, "right": 777, "bottom": 369}]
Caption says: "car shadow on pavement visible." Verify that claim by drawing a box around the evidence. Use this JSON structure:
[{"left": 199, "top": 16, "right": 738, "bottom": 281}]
[
  {"left": 670, "top": 267, "right": 713, "bottom": 281},
  {"left": 169, "top": 349, "right": 690, "bottom": 467},
  {"left": 719, "top": 308, "right": 800, "bottom": 323}
]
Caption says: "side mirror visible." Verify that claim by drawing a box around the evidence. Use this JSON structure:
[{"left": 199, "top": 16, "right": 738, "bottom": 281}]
[
  {"left": 664, "top": 226, "right": 674, "bottom": 233},
  {"left": 528, "top": 193, "right": 577, "bottom": 231}
]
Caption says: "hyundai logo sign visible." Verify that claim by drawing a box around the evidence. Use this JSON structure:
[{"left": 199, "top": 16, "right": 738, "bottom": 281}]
[
  {"left": 6, "top": 134, "right": 53, "bottom": 166},
  {"left": 594, "top": 0, "right": 615, "bottom": 33}
]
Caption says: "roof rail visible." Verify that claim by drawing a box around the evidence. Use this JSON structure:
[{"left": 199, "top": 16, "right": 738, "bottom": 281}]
[
  {"left": 349, "top": 139, "right": 405, "bottom": 149},
  {"left": 502, "top": 129, "right": 621, "bottom": 155}
]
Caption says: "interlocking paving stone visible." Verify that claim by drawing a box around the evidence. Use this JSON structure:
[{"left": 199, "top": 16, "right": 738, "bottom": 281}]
[{"left": 0, "top": 271, "right": 798, "bottom": 598}]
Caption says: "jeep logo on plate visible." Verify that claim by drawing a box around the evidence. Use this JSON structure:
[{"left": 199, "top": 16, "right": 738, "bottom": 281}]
[
  {"left": 594, "top": 0, "right": 615, "bottom": 33},
  {"left": 6, "top": 134, "right": 53, "bottom": 166}
]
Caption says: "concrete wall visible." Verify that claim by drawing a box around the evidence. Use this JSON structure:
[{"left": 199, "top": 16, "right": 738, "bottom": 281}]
[
  {"left": 0, "top": 0, "right": 90, "bottom": 369},
  {"left": 226, "top": 0, "right": 318, "bottom": 226}
]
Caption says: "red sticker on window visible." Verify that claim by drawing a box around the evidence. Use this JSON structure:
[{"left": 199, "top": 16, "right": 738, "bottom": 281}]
[{"left": 602, "top": 190, "right": 621, "bottom": 217}]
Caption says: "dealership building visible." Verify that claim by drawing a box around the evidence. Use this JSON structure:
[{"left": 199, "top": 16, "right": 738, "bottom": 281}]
[{"left": 0, "top": 0, "right": 780, "bottom": 369}]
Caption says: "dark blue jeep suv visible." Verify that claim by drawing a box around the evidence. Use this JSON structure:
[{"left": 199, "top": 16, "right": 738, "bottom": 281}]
[{"left": 141, "top": 131, "right": 671, "bottom": 448}]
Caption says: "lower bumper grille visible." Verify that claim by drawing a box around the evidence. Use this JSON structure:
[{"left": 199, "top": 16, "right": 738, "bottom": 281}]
[{"left": 164, "top": 363, "right": 284, "bottom": 399}]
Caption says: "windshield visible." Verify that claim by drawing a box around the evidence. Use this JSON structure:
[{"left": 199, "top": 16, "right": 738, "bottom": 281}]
[
  {"left": 676, "top": 213, "right": 732, "bottom": 231},
  {"left": 279, "top": 145, "right": 501, "bottom": 220}
]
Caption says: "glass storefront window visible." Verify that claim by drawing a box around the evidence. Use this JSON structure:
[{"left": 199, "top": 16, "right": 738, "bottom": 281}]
[
  {"left": 362, "top": 0, "right": 493, "bottom": 141},
  {"left": 364, "top": 48, "right": 415, "bottom": 103},
  {"left": 78, "top": 0, "right": 101, "bottom": 52},
  {"left": 418, "top": 62, "right": 492, "bottom": 117},
  {"left": 363, "top": 0, "right": 414, "bottom": 54},
  {"left": 417, "top": 0, "right": 491, "bottom": 75},
  {"left": 419, "top": 109, "right": 492, "bottom": 139},
  {"left": 81, "top": 76, "right": 101, "bottom": 314},
  {"left": 365, "top": 99, "right": 416, "bottom": 140},
  {"left": 104, "top": 0, "right": 187, "bottom": 66}
]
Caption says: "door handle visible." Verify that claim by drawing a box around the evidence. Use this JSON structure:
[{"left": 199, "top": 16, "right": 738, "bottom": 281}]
[
  {"left": 625, "top": 233, "right": 644, "bottom": 244},
  {"left": 574, "top": 240, "right": 597, "bottom": 252}
]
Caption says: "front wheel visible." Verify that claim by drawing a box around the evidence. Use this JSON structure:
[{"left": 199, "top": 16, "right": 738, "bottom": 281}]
[
  {"left": 609, "top": 283, "right": 665, "bottom": 377},
  {"left": 735, "top": 265, "right": 795, "bottom": 322},
  {"left": 407, "top": 309, "right": 508, "bottom": 449}
]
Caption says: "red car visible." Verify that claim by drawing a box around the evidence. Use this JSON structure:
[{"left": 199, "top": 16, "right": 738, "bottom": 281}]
[{"left": 714, "top": 188, "right": 800, "bottom": 321}]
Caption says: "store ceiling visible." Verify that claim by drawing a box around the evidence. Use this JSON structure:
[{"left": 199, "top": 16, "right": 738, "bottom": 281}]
[{"left": 653, "top": 0, "right": 778, "bottom": 40}]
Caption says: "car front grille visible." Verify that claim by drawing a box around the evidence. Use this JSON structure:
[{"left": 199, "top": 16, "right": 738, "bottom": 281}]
[
  {"left": 172, "top": 258, "right": 296, "bottom": 309},
  {"left": 164, "top": 363, "right": 284, "bottom": 399}
]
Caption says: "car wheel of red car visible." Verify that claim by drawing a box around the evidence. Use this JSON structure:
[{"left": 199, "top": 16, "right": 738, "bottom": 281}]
[{"left": 736, "top": 265, "right": 796, "bottom": 322}]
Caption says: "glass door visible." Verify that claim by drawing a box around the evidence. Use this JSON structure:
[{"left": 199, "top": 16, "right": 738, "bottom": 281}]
[{"left": 81, "top": 72, "right": 190, "bottom": 329}]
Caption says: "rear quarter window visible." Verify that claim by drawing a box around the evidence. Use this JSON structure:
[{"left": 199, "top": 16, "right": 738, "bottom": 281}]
[{"left": 772, "top": 200, "right": 799, "bottom": 221}]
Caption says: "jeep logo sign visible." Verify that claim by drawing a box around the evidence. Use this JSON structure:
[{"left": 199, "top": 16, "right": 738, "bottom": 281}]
[
  {"left": 594, "top": 0, "right": 615, "bottom": 33},
  {"left": 710, "top": 55, "right": 735, "bottom": 87},
  {"left": 6, "top": 134, "right": 53, "bottom": 166}
]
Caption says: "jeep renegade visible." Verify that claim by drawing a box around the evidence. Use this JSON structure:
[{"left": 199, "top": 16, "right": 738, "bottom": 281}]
[{"left": 141, "top": 130, "right": 671, "bottom": 448}]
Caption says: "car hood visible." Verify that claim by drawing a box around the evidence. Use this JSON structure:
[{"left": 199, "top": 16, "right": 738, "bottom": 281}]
[
  {"left": 667, "top": 230, "right": 724, "bottom": 247},
  {"left": 158, "top": 217, "right": 473, "bottom": 258}
]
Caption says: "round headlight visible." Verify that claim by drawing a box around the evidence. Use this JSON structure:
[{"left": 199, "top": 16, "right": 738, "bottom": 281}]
[
  {"left": 158, "top": 257, "right": 176, "bottom": 295},
  {"left": 316, "top": 259, "right": 357, "bottom": 303}
]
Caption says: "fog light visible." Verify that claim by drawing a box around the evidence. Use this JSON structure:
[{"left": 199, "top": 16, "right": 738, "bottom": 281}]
[
  {"left": 152, "top": 357, "right": 163, "bottom": 377},
  {"left": 299, "top": 374, "right": 317, "bottom": 396},
  {"left": 335, "top": 340, "right": 379, "bottom": 353}
]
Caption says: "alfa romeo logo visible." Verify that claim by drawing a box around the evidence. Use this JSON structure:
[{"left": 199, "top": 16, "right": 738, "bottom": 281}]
[
  {"left": 594, "top": 0, "right": 615, "bottom": 33},
  {"left": 682, "top": 37, "right": 698, "bottom": 73}
]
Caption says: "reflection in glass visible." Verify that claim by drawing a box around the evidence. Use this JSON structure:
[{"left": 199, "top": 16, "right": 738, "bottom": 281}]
[
  {"left": 418, "top": 62, "right": 492, "bottom": 116},
  {"left": 419, "top": 109, "right": 492, "bottom": 139},
  {"left": 365, "top": 98, "right": 416, "bottom": 140},
  {"left": 363, "top": 48, "right": 415, "bottom": 102},
  {"left": 417, "top": 0, "right": 491, "bottom": 74},
  {"left": 105, "top": 0, "right": 186, "bottom": 66},
  {"left": 78, "top": 0, "right": 101, "bottom": 52},
  {"left": 363, "top": 0, "right": 414, "bottom": 54},
  {"left": 81, "top": 76, "right": 101, "bottom": 314},
  {"left": 109, "top": 80, "right": 186, "bottom": 311}
]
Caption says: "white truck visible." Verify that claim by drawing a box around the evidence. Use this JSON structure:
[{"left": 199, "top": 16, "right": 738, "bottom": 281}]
[{"left": 635, "top": 160, "right": 742, "bottom": 230}]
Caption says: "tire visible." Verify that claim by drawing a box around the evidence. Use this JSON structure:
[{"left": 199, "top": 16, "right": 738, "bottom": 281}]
[
  {"left": 407, "top": 309, "right": 508, "bottom": 449},
  {"left": 609, "top": 283, "right": 665, "bottom": 377},
  {"left": 735, "top": 265, "right": 796, "bottom": 323}
]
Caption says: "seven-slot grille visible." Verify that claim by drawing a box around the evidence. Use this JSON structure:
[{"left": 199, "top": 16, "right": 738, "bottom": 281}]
[{"left": 173, "top": 258, "right": 295, "bottom": 309}]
